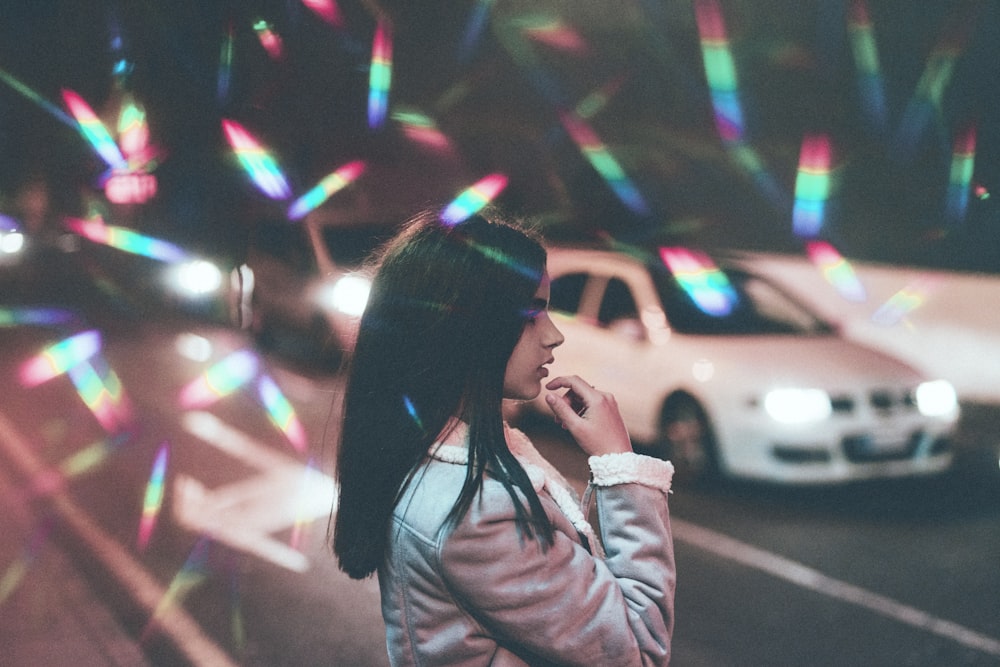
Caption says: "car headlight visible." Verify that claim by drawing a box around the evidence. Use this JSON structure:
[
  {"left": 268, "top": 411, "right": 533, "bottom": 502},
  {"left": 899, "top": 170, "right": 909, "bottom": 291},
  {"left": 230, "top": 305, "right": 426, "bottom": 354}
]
[
  {"left": 763, "top": 388, "right": 832, "bottom": 424},
  {"left": 0, "top": 230, "right": 25, "bottom": 255},
  {"left": 915, "top": 379, "right": 958, "bottom": 418},
  {"left": 317, "top": 274, "right": 371, "bottom": 317},
  {"left": 165, "top": 259, "right": 224, "bottom": 298}
]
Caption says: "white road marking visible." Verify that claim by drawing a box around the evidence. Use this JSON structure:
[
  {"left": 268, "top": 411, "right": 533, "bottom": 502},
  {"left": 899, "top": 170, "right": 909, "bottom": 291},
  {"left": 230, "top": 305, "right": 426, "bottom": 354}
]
[
  {"left": 672, "top": 517, "right": 1000, "bottom": 658},
  {"left": 176, "top": 411, "right": 336, "bottom": 573},
  {"left": 0, "top": 409, "right": 238, "bottom": 667}
]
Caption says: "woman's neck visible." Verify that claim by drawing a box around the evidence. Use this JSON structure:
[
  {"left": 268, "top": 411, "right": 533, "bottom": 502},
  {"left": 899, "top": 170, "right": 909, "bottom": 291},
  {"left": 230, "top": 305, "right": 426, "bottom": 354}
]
[{"left": 437, "top": 417, "right": 468, "bottom": 447}]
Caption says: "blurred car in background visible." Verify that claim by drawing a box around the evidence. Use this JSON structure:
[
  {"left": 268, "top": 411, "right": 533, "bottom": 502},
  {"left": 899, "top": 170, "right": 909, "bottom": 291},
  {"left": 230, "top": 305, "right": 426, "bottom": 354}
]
[
  {"left": 529, "top": 245, "right": 960, "bottom": 485},
  {"left": 59, "top": 217, "right": 232, "bottom": 322},
  {"left": 239, "top": 214, "right": 396, "bottom": 366}
]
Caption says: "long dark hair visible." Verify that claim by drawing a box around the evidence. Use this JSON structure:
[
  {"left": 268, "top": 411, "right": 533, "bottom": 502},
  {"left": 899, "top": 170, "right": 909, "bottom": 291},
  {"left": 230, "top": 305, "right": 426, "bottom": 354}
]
[{"left": 333, "top": 208, "right": 554, "bottom": 579}]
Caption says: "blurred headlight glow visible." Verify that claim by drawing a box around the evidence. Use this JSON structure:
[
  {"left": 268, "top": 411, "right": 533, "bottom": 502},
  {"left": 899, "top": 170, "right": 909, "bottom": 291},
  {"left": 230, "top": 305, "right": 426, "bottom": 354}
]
[
  {"left": 168, "top": 259, "right": 224, "bottom": 297},
  {"left": 764, "top": 388, "right": 832, "bottom": 424},
  {"left": 0, "top": 231, "right": 25, "bottom": 254},
  {"left": 915, "top": 380, "right": 958, "bottom": 418},
  {"left": 321, "top": 274, "right": 371, "bottom": 317}
]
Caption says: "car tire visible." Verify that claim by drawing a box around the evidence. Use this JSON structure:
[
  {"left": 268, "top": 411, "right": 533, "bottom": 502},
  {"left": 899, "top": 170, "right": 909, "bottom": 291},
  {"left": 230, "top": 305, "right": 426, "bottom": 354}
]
[{"left": 654, "top": 395, "right": 719, "bottom": 486}]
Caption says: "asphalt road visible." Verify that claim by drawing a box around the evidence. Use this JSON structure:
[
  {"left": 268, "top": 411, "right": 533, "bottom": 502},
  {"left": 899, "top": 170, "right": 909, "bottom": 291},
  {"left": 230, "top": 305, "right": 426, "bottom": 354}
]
[{"left": 1, "top": 309, "right": 998, "bottom": 666}]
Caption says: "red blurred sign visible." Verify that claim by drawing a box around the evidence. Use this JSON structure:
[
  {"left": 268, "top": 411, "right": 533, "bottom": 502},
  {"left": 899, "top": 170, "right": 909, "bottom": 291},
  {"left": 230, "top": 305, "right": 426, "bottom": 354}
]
[{"left": 105, "top": 172, "right": 158, "bottom": 204}]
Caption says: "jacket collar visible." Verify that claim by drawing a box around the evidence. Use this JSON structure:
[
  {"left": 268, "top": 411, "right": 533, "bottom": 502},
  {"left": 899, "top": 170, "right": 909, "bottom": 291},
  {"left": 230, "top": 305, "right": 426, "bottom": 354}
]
[{"left": 427, "top": 420, "right": 602, "bottom": 557}]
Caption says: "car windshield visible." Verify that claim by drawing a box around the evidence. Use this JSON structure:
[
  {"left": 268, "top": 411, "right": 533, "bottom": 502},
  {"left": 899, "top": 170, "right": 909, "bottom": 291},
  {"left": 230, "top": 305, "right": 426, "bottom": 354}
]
[{"left": 648, "top": 261, "right": 835, "bottom": 336}]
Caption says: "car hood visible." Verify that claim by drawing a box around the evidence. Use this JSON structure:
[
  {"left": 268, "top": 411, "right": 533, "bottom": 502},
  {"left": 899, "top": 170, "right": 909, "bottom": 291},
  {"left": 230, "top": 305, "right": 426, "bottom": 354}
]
[{"left": 677, "top": 333, "right": 928, "bottom": 388}]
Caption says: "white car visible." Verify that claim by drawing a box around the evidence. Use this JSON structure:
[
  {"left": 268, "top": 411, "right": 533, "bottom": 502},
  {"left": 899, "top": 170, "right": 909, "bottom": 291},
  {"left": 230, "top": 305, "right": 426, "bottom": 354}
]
[{"left": 532, "top": 246, "right": 959, "bottom": 485}]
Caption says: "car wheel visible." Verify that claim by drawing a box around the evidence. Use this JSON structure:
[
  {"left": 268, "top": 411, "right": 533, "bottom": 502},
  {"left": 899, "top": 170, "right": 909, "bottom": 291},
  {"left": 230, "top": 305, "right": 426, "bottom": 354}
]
[{"left": 655, "top": 395, "right": 719, "bottom": 485}]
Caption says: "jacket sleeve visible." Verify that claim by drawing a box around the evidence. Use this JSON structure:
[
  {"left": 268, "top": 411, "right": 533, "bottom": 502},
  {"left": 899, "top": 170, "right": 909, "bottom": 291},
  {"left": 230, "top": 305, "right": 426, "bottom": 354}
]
[{"left": 438, "top": 452, "right": 675, "bottom": 667}]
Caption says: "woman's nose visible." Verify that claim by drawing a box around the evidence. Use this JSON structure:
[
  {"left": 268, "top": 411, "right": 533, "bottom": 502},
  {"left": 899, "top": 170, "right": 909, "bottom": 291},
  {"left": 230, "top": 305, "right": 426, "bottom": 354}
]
[{"left": 545, "top": 318, "right": 564, "bottom": 349}]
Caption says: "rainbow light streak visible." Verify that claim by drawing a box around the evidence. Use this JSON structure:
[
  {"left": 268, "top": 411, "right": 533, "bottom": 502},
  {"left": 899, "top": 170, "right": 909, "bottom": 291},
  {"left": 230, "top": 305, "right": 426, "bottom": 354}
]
[
  {"left": 441, "top": 173, "right": 509, "bottom": 225},
  {"left": 659, "top": 247, "right": 739, "bottom": 317},
  {"left": 690, "top": 0, "right": 786, "bottom": 209},
  {"left": 559, "top": 111, "right": 650, "bottom": 215},
  {"left": 945, "top": 121, "right": 976, "bottom": 226},
  {"left": 287, "top": 160, "right": 366, "bottom": 220},
  {"left": 257, "top": 375, "right": 307, "bottom": 452},
  {"left": 142, "top": 538, "right": 210, "bottom": 643},
  {"left": 58, "top": 440, "right": 115, "bottom": 479},
  {"left": 253, "top": 19, "right": 285, "bottom": 60},
  {"left": 67, "top": 359, "right": 130, "bottom": 433},
  {"left": 468, "top": 241, "right": 539, "bottom": 280},
  {"left": 559, "top": 113, "right": 650, "bottom": 215},
  {"left": 458, "top": 0, "right": 495, "bottom": 63},
  {"left": 871, "top": 276, "right": 941, "bottom": 326},
  {"left": 222, "top": 119, "right": 292, "bottom": 200},
  {"left": 847, "top": 0, "right": 888, "bottom": 132},
  {"left": 20, "top": 330, "right": 101, "bottom": 387},
  {"left": 895, "top": 6, "right": 976, "bottom": 152},
  {"left": 300, "top": 0, "right": 344, "bottom": 27},
  {"left": 521, "top": 17, "right": 588, "bottom": 55},
  {"left": 806, "top": 241, "right": 867, "bottom": 303},
  {"left": 65, "top": 217, "right": 187, "bottom": 263},
  {"left": 693, "top": 0, "right": 744, "bottom": 143},
  {"left": 61, "top": 89, "right": 127, "bottom": 169},
  {"left": 0, "top": 67, "right": 76, "bottom": 129},
  {"left": 403, "top": 395, "right": 424, "bottom": 431},
  {"left": 116, "top": 96, "right": 150, "bottom": 163},
  {"left": 137, "top": 443, "right": 169, "bottom": 551},
  {"left": 575, "top": 74, "right": 628, "bottom": 120},
  {"left": 218, "top": 22, "right": 234, "bottom": 103},
  {"left": 368, "top": 18, "right": 393, "bottom": 129},
  {"left": 493, "top": 18, "right": 569, "bottom": 109},
  {"left": 179, "top": 349, "right": 259, "bottom": 408},
  {"left": 792, "top": 134, "right": 833, "bottom": 238},
  {"left": 0, "top": 307, "right": 77, "bottom": 327},
  {"left": 392, "top": 109, "right": 453, "bottom": 152}
]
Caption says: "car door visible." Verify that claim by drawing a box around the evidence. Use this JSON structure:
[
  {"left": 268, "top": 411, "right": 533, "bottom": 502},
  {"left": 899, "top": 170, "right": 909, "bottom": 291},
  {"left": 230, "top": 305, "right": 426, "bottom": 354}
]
[{"left": 548, "top": 258, "right": 671, "bottom": 441}]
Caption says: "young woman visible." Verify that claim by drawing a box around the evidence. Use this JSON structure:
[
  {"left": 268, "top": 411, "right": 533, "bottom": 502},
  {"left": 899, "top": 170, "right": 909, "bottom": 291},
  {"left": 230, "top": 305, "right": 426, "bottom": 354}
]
[{"left": 333, "top": 208, "right": 675, "bottom": 666}]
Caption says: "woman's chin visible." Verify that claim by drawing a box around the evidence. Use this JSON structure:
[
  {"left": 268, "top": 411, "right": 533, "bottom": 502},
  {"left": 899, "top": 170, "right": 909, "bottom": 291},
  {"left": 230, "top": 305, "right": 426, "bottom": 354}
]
[{"left": 503, "top": 385, "right": 541, "bottom": 403}]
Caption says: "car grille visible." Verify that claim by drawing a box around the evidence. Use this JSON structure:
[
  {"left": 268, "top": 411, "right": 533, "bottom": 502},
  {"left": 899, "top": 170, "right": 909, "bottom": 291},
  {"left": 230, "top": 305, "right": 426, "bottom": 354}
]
[
  {"left": 841, "top": 430, "right": 951, "bottom": 462},
  {"left": 830, "top": 388, "right": 918, "bottom": 415}
]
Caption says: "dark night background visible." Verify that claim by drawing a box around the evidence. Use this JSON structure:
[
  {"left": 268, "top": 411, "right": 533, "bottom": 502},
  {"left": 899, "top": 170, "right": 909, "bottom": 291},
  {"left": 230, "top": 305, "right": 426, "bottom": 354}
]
[{"left": 1, "top": 0, "right": 998, "bottom": 272}]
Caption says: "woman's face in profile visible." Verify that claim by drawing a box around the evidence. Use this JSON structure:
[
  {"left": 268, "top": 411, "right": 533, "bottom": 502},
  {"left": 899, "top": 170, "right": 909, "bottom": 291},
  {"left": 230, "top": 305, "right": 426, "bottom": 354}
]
[{"left": 502, "top": 274, "right": 564, "bottom": 401}]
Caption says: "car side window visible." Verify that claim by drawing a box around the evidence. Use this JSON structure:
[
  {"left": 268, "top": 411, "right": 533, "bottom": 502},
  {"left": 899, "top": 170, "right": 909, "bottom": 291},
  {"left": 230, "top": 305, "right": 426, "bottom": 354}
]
[
  {"left": 598, "top": 277, "right": 645, "bottom": 340},
  {"left": 549, "top": 272, "right": 587, "bottom": 315},
  {"left": 597, "top": 277, "right": 638, "bottom": 324}
]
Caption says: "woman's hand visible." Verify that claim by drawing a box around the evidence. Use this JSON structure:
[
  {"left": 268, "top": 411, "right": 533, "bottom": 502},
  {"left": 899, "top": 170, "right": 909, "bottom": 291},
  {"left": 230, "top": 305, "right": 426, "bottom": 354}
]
[{"left": 544, "top": 375, "right": 633, "bottom": 456}]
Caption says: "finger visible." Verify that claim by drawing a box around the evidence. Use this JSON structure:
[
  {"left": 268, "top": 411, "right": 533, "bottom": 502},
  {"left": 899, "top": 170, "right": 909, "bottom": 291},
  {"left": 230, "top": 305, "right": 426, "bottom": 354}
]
[
  {"left": 545, "top": 375, "right": 595, "bottom": 394},
  {"left": 545, "top": 392, "right": 583, "bottom": 425}
]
